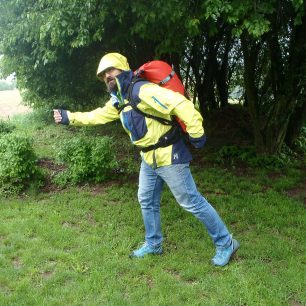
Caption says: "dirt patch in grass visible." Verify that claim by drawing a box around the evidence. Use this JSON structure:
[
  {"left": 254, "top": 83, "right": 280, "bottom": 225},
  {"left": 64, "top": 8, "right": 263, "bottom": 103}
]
[
  {"left": 41, "top": 271, "right": 54, "bottom": 280},
  {"left": 285, "top": 185, "right": 306, "bottom": 206},
  {"left": 38, "top": 158, "right": 66, "bottom": 173},
  {"left": 12, "top": 257, "right": 22, "bottom": 269},
  {"left": 37, "top": 157, "right": 138, "bottom": 195},
  {"left": 37, "top": 158, "right": 66, "bottom": 193},
  {"left": 90, "top": 179, "right": 128, "bottom": 195}
]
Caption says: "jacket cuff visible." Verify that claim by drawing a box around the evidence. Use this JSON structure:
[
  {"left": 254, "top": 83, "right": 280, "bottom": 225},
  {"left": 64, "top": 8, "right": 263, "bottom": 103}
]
[
  {"left": 60, "top": 110, "right": 70, "bottom": 125},
  {"left": 189, "top": 135, "right": 206, "bottom": 148}
]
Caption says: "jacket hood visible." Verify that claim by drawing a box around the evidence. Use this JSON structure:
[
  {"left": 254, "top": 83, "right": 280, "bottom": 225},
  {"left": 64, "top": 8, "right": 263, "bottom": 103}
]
[
  {"left": 97, "top": 53, "right": 130, "bottom": 77},
  {"left": 115, "top": 70, "right": 134, "bottom": 99}
]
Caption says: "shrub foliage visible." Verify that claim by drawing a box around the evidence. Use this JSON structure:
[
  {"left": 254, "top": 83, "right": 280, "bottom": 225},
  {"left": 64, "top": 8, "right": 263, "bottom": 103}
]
[
  {"left": 0, "top": 134, "right": 42, "bottom": 195},
  {"left": 216, "top": 145, "right": 297, "bottom": 169},
  {"left": 0, "top": 120, "right": 15, "bottom": 134},
  {"left": 54, "top": 135, "right": 118, "bottom": 185}
]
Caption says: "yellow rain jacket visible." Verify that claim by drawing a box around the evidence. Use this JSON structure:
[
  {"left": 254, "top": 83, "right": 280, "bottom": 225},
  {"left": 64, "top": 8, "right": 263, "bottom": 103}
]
[{"left": 62, "top": 70, "right": 206, "bottom": 168}]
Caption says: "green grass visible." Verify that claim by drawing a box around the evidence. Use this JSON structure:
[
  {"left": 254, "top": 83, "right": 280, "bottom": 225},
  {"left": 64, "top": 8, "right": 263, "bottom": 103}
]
[{"left": 0, "top": 111, "right": 305, "bottom": 305}]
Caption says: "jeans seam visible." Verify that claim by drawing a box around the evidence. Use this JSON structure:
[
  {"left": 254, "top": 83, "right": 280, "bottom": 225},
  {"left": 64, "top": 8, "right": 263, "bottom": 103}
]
[
  {"left": 151, "top": 173, "right": 160, "bottom": 247},
  {"left": 140, "top": 161, "right": 162, "bottom": 248}
]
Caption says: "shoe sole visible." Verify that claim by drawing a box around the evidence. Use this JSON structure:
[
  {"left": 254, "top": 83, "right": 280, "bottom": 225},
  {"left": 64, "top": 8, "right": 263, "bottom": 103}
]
[{"left": 129, "top": 250, "right": 163, "bottom": 258}]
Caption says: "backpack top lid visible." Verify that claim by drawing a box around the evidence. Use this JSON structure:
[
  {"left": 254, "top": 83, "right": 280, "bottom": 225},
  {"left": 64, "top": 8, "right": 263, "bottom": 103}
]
[{"left": 134, "top": 60, "right": 185, "bottom": 96}]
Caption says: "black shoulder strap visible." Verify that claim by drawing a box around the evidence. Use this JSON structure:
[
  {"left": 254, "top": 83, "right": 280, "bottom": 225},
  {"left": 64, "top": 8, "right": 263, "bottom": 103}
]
[{"left": 118, "top": 77, "right": 176, "bottom": 127}]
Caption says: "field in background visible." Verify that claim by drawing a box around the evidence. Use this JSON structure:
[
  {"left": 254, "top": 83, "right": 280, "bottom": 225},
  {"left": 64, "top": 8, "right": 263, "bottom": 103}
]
[{"left": 0, "top": 90, "right": 32, "bottom": 120}]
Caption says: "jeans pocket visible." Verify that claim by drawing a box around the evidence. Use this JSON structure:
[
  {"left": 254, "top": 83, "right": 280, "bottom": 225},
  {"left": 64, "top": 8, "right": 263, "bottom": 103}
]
[{"left": 123, "top": 110, "right": 148, "bottom": 141}]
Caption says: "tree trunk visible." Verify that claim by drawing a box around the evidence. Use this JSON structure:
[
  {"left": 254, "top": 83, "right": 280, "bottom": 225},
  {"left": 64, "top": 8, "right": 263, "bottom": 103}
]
[
  {"left": 285, "top": 99, "right": 306, "bottom": 147},
  {"left": 264, "top": 95, "right": 292, "bottom": 153},
  {"left": 215, "top": 32, "right": 232, "bottom": 108},
  {"left": 241, "top": 33, "right": 265, "bottom": 152},
  {"left": 203, "top": 37, "right": 218, "bottom": 110},
  {"left": 241, "top": 4, "right": 306, "bottom": 155}
]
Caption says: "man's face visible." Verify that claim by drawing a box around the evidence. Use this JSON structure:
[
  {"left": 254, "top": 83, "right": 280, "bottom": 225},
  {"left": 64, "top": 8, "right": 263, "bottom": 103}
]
[{"left": 99, "top": 67, "right": 122, "bottom": 92}]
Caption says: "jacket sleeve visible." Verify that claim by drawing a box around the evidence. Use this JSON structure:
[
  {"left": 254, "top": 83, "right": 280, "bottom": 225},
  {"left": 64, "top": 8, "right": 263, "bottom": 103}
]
[
  {"left": 138, "top": 83, "right": 206, "bottom": 148},
  {"left": 66, "top": 98, "right": 120, "bottom": 126},
  {"left": 171, "top": 99, "right": 206, "bottom": 148}
]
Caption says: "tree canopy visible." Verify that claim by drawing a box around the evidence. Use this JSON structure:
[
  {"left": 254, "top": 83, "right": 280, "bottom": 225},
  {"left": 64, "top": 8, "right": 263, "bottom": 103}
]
[{"left": 0, "top": 0, "right": 305, "bottom": 153}]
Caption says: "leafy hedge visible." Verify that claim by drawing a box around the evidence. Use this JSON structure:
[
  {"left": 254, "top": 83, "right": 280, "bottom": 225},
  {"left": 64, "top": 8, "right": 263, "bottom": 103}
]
[
  {"left": 0, "top": 134, "right": 43, "bottom": 195},
  {"left": 0, "top": 120, "right": 15, "bottom": 134},
  {"left": 54, "top": 135, "right": 118, "bottom": 186},
  {"left": 216, "top": 145, "right": 297, "bottom": 169}
]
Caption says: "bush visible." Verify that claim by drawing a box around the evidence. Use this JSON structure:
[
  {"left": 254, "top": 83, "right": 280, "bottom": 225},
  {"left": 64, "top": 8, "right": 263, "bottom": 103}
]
[
  {"left": 293, "top": 126, "right": 306, "bottom": 153},
  {"left": 54, "top": 135, "right": 118, "bottom": 186},
  {"left": 0, "top": 134, "right": 43, "bottom": 195},
  {"left": 216, "top": 145, "right": 295, "bottom": 169},
  {"left": 0, "top": 120, "right": 15, "bottom": 134}
]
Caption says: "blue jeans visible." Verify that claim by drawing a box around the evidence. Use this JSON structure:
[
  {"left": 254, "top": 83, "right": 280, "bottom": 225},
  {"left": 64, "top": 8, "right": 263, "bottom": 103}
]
[{"left": 138, "top": 161, "right": 231, "bottom": 248}]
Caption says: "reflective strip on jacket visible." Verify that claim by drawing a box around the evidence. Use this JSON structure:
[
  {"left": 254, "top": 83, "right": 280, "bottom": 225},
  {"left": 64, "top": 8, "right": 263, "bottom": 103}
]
[{"left": 66, "top": 70, "right": 206, "bottom": 168}]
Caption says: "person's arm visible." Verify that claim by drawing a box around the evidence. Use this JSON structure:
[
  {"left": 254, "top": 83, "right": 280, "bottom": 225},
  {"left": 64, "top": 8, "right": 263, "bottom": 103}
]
[
  {"left": 171, "top": 100, "right": 206, "bottom": 148},
  {"left": 53, "top": 98, "right": 120, "bottom": 126},
  {"left": 138, "top": 83, "right": 206, "bottom": 148}
]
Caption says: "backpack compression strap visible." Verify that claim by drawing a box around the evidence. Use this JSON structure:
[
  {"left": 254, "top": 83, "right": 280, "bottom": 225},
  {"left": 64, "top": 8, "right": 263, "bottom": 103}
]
[{"left": 159, "top": 70, "right": 175, "bottom": 85}]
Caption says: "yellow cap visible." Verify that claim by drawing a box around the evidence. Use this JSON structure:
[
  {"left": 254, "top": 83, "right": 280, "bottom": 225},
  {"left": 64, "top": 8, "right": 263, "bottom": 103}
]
[{"left": 96, "top": 53, "right": 130, "bottom": 77}]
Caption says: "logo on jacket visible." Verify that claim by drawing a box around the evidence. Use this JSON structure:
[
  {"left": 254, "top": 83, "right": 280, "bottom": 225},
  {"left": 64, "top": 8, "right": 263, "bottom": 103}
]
[{"left": 173, "top": 153, "right": 179, "bottom": 160}]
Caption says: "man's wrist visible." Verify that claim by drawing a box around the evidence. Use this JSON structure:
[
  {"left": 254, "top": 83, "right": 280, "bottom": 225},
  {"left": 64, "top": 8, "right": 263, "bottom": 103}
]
[{"left": 60, "top": 110, "right": 70, "bottom": 125}]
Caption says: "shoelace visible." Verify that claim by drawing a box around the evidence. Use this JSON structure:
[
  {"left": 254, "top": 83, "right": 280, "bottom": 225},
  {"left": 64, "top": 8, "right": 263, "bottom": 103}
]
[{"left": 215, "top": 241, "right": 233, "bottom": 258}]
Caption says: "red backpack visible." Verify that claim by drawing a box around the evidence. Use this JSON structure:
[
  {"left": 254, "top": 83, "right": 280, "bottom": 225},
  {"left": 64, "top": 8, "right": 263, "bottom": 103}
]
[
  {"left": 118, "top": 60, "right": 189, "bottom": 154},
  {"left": 133, "top": 60, "right": 187, "bottom": 132}
]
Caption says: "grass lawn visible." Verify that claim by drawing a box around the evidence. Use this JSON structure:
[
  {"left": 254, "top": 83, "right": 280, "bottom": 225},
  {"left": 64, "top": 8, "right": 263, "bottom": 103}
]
[{"left": 0, "top": 112, "right": 305, "bottom": 305}]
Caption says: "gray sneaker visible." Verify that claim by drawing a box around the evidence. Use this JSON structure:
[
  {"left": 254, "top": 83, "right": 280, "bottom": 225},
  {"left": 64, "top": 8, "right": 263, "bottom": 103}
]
[
  {"left": 129, "top": 242, "right": 163, "bottom": 258},
  {"left": 212, "top": 238, "right": 240, "bottom": 267}
]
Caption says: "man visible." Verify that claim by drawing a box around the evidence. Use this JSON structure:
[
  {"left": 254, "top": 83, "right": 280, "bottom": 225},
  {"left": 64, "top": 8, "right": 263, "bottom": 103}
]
[{"left": 54, "top": 52, "right": 239, "bottom": 266}]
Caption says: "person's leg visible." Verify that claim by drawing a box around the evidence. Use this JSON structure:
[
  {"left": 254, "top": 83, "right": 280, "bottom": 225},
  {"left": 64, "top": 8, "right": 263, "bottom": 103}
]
[
  {"left": 156, "top": 163, "right": 231, "bottom": 247},
  {"left": 130, "top": 161, "right": 164, "bottom": 257},
  {"left": 156, "top": 163, "right": 239, "bottom": 265}
]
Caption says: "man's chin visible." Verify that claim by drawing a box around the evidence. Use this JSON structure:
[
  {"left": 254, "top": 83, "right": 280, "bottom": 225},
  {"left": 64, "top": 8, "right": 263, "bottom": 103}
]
[{"left": 106, "top": 80, "right": 118, "bottom": 93}]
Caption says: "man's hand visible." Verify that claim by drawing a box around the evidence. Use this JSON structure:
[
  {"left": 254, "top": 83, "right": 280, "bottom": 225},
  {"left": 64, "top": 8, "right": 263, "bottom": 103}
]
[{"left": 53, "top": 109, "right": 62, "bottom": 124}]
